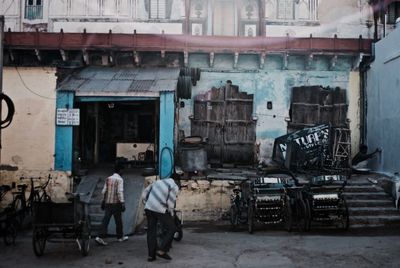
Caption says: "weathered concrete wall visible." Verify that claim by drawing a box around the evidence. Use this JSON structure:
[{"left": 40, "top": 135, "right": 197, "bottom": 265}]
[
  {"left": 0, "top": 67, "right": 71, "bottom": 204},
  {"left": 180, "top": 54, "right": 359, "bottom": 164},
  {"left": 138, "top": 176, "right": 235, "bottom": 223},
  {"left": 366, "top": 26, "right": 400, "bottom": 174}
]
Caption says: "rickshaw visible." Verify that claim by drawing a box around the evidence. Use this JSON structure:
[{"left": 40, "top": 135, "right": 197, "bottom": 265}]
[
  {"left": 32, "top": 192, "right": 91, "bottom": 256},
  {"left": 230, "top": 169, "right": 307, "bottom": 233},
  {"left": 302, "top": 174, "right": 349, "bottom": 230}
]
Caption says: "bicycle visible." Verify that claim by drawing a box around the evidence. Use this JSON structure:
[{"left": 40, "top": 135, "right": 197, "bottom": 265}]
[
  {"left": 32, "top": 192, "right": 91, "bottom": 257},
  {"left": 12, "top": 175, "right": 52, "bottom": 226},
  {"left": 0, "top": 185, "right": 18, "bottom": 245}
]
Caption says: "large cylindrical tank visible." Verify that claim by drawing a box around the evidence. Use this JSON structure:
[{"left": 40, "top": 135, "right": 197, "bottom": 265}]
[{"left": 178, "top": 137, "right": 207, "bottom": 172}]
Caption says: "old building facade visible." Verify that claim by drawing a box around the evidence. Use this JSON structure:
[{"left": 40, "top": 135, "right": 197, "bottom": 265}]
[{"left": 1, "top": 1, "right": 398, "bottom": 219}]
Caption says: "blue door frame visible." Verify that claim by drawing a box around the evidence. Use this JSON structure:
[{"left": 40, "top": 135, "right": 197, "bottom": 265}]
[{"left": 54, "top": 91, "right": 175, "bottom": 175}]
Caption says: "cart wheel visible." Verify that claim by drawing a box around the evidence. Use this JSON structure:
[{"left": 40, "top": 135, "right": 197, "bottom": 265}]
[
  {"left": 229, "top": 205, "right": 239, "bottom": 231},
  {"left": 32, "top": 228, "right": 46, "bottom": 257},
  {"left": 295, "top": 199, "right": 308, "bottom": 232},
  {"left": 304, "top": 199, "right": 312, "bottom": 231},
  {"left": 283, "top": 199, "right": 293, "bottom": 232},
  {"left": 3, "top": 222, "right": 17, "bottom": 245},
  {"left": 173, "top": 229, "right": 183, "bottom": 241},
  {"left": 173, "top": 218, "right": 183, "bottom": 241},
  {"left": 79, "top": 220, "right": 91, "bottom": 256},
  {"left": 248, "top": 203, "right": 254, "bottom": 234},
  {"left": 339, "top": 199, "right": 349, "bottom": 230}
]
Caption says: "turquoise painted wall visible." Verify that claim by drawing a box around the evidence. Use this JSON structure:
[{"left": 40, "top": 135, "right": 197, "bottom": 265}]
[
  {"left": 159, "top": 91, "right": 175, "bottom": 178},
  {"left": 54, "top": 91, "right": 74, "bottom": 171},
  {"left": 183, "top": 53, "right": 354, "bottom": 163}
]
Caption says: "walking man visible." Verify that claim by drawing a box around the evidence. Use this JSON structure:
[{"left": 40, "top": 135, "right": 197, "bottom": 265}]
[
  {"left": 95, "top": 165, "right": 128, "bottom": 245},
  {"left": 142, "top": 177, "right": 179, "bottom": 262}
]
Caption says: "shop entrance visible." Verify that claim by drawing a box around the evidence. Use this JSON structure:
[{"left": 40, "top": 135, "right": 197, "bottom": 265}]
[{"left": 73, "top": 100, "right": 158, "bottom": 170}]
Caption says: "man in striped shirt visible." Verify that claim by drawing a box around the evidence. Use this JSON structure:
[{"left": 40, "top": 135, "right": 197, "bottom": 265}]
[
  {"left": 95, "top": 165, "right": 128, "bottom": 246},
  {"left": 142, "top": 177, "right": 179, "bottom": 262}
]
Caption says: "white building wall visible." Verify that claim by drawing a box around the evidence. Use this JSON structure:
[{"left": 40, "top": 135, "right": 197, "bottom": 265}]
[
  {"left": 2, "top": 67, "right": 57, "bottom": 171},
  {"left": 0, "top": 0, "right": 382, "bottom": 38},
  {"left": 0, "top": 68, "right": 71, "bottom": 203}
]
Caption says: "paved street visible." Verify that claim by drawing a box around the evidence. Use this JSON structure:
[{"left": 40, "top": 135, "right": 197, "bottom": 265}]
[{"left": 1, "top": 223, "right": 400, "bottom": 268}]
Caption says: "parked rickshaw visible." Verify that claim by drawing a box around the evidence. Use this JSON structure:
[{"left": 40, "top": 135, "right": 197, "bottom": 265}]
[
  {"left": 32, "top": 192, "right": 91, "bottom": 257},
  {"left": 302, "top": 174, "right": 349, "bottom": 230},
  {"left": 230, "top": 169, "right": 307, "bottom": 233}
]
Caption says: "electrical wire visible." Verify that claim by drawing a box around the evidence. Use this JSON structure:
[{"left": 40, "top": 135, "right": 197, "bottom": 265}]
[{"left": 15, "top": 67, "right": 56, "bottom": 100}]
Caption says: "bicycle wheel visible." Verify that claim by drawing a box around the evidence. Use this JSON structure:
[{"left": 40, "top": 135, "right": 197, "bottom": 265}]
[
  {"left": 229, "top": 205, "right": 239, "bottom": 231},
  {"left": 304, "top": 199, "right": 312, "bottom": 231},
  {"left": 338, "top": 199, "right": 349, "bottom": 230},
  {"left": 13, "top": 198, "right": 25, "bottom": 227},
  {"left": 296, "top": 199, "right": 308, "bottom": 232},
  {"left": 247, "top": 203, "right": 254, "bottom": 234},
  {"left": 173, "top": 216, "right": 183, "bottom": 241},
  {"left": 3, "top": 222, "right": 17, "bottom": 245},
  {"left": 32, "top": 227, "right": 46, "bottom": 257},
  {"left": 283, "top": 199, "right": 293, "bottom": 232}
]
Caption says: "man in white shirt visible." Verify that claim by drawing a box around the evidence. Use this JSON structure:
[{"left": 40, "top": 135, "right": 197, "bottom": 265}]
[
  {"left": 95, "top": 165, "right": 128, "bottom": 246},
  {"left": 142, "top": 177, "right": 179, "bottom": 262}
]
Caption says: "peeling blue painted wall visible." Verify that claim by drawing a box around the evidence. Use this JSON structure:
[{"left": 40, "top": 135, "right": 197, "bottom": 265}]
[
  {"left": 55, "top": 91, "right": 74, "bottom": 171},
  {"left": 183, "top": 53, "right": 355, "bottom": 163},
  {"left": 366, "top": 27, "right": 400, "bottom": 173},
  {"left": 159, "top": 91, "right": 175, "bottom": 178}
]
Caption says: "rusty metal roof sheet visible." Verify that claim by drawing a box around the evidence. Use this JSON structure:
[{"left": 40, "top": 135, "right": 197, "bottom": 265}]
[{"left": 57, "top": 67, "right": 179, "bottom": 96}]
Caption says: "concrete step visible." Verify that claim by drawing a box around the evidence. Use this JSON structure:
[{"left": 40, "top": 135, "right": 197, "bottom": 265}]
[
  {"left": 343, "top": 192, "right": 391, "bottom": 200},
  {"left": 346, "top": 180, "right": 374, "bottom": 186},
  {"left": 344, "top": 185, "right": 383, "bottom": 193},
  {"left": 347, "top": 199, "right": 394, "bottom": 207},
  {"left": 348, "top": 207, "right": 400, "bottom": 216},
  {"left": 350, "top": 215, "right": 400, "bottom": 226},
  {"left": 90, "top": 213, "right": 104, "bottom": 223}
]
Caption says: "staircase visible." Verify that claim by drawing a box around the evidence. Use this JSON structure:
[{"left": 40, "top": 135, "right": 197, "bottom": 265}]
[
  {"left": 79, "top": 168, "right": 145, "bottom": 236},
  {"left": 344, "top": 176, "right": 400, "bottom": 228},
  {"left": 88, "top": 177, "right": 106, "bottom": 234}
]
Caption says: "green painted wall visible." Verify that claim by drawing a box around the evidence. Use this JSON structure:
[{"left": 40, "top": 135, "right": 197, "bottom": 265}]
[{"left": 181, "top": 53, "right": 357, "bottom": 163}]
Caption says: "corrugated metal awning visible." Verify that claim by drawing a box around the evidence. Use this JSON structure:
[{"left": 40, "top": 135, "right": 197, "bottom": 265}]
[{"left": 57, "top": 67, "right": 179, "bottom": 97}]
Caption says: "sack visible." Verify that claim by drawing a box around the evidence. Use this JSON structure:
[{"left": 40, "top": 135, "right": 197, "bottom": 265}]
[{"left": 101, "top": 200, "right": 105, "bottom": 210}]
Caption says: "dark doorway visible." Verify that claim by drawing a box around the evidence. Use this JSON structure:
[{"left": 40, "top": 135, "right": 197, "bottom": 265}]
[{"left": 74, "top": 100, "right": 157, "bottom": 169}]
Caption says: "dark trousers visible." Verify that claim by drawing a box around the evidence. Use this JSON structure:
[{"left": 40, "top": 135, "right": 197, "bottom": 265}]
[
  {"left": 145, "top": 209, "right": 176, "bottom": 258},
  {"left": 99, "top": 203, "right": 123, "bottom": 239}
]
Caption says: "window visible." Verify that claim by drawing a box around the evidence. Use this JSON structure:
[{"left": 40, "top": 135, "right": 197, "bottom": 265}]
[
  {"left": 277, "top": 0, "right": 294, "bottom": 20},
  {"left": 150, "top": 0, "right": 166, "bottom": 19},
  {"left": 265, "top": 0, "right": 318, "bottom": 21},
  {"left": 25, "top": 0, "right": 43, "bottom": 20},
  {"left": 387, "top": 2, "right": 400, "bottom": 24}
]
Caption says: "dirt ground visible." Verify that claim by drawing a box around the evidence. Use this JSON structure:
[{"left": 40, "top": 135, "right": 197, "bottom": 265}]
[{"left": 1, "top": 222, "right": 400, "bottom": 268}]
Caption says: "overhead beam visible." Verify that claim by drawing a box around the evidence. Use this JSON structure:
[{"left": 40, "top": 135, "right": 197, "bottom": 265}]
[{"left": 3, "top": 32, "right": 372, "bottom": 55}]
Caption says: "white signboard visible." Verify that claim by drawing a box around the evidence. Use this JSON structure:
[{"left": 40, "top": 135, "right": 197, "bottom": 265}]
[{"left": 56, "top": 108, "right": 80, "bottom": 126}]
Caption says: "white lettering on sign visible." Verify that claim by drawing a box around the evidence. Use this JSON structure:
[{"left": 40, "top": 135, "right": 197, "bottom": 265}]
[{"left": 56, "top": 108, "right": 80, "bottom": 126}]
